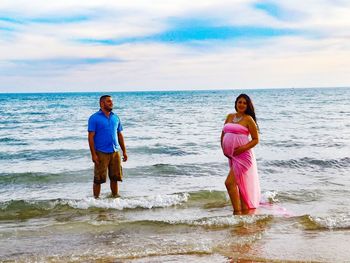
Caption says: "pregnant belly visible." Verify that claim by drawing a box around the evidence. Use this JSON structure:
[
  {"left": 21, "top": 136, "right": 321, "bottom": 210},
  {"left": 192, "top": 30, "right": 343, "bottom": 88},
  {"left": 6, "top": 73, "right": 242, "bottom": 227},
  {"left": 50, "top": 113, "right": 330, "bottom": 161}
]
[{"left": 223, "top": 133, "right": 250, "bottom": 155}]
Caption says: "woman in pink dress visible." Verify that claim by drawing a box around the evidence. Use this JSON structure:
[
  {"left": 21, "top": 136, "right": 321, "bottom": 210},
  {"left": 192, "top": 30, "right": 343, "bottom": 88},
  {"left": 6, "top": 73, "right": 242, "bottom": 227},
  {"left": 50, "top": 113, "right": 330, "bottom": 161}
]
[{"left": 221, "top": 94, "right": 260, "bottom": 214}]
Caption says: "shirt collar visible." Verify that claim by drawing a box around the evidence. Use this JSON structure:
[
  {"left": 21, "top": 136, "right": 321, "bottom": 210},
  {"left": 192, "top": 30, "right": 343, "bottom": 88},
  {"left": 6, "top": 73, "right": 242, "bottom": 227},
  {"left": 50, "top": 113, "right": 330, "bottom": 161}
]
[{"left": 98, "top": 109, "right": 114, "bottom": 116}]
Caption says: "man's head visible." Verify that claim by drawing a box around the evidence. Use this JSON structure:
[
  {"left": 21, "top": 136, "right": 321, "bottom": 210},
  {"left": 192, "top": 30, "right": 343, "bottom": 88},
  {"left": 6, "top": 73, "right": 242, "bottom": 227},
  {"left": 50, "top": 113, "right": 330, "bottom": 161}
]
[{"left": 99, "top": 95, "right": 113, "bottom": 112}]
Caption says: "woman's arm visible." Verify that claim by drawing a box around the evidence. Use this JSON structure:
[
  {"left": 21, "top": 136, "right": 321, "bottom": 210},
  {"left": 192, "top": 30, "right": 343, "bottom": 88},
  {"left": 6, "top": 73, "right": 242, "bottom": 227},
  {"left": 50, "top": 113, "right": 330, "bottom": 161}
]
[{"left": 233, "top": 116, "right": 259, "bottom": 156}]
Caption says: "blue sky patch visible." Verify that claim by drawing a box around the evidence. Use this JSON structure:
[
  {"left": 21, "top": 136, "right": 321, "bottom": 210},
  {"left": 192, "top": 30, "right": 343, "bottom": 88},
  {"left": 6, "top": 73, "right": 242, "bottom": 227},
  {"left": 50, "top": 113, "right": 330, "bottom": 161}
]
[
  {"left": 31, "top": 15, "right": 90, "bottom": 24},
  {"left": 0, "top": 26, "right": 15, "bottom": 32},
  {"left": 0, "top": 14, "right": 90, "bottom": 25},
  {"left": 0, "top": 16, "right": 25, "bottom": 24},
  {"left": 151, "top": 25, "right": 298, "bottom": 42},
  {"left": 254, "top": 2, "right": 304, "bottom": 21},
  {"left": 255, "top": 2, "right": 283, "bottom": 19},
  {"left": 78, "top": 24, "right": 299, "bottom": 46}
]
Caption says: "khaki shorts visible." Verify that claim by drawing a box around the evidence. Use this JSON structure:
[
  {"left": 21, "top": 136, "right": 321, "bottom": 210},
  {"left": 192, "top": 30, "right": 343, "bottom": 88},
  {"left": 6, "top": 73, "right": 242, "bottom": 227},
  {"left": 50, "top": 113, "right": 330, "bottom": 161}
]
[{"left": 94, "top": 151, "right": 123, "bottom": 184}]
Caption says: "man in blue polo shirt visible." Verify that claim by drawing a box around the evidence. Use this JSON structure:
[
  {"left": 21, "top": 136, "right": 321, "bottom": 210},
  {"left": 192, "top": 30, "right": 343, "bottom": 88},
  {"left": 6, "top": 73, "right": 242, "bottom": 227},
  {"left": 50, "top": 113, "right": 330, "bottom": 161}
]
[{"left": 88, "top": 95, "right": 128, "bottom": 198}]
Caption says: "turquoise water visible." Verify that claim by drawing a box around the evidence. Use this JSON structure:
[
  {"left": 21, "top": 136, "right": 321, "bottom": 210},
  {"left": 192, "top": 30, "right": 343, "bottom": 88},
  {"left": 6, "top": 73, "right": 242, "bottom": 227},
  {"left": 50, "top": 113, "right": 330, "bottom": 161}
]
[{"left": 1, "top": 88, "right": 350, "bottom": 262}]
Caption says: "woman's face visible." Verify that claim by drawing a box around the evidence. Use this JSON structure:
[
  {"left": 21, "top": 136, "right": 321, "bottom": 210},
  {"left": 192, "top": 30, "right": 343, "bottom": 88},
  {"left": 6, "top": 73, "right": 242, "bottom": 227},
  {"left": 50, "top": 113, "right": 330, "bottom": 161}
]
[{"left": 236, "top": 97, "right": 247, "bottom": 113}]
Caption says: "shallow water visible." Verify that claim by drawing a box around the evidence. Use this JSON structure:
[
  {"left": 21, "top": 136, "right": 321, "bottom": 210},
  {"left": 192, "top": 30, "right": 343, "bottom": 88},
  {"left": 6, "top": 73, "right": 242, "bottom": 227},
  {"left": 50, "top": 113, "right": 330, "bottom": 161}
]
[{"left": 1, "top": 88, "right": 350, "bottom": 262}]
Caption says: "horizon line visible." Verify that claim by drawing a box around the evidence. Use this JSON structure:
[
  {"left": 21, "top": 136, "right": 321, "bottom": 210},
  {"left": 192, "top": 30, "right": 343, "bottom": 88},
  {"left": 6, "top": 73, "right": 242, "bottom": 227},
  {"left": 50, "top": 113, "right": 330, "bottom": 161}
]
[{"left": 0, "top": 86, "right": 349, "bottom": 95}]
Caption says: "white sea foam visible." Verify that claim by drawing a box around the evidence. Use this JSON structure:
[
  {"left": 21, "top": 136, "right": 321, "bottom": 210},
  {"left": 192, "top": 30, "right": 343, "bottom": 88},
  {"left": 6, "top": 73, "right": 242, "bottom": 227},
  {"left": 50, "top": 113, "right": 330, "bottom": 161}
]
[
  {"left": 261, "top": 190, "right": 278, "bottom": 203},
  {"left": 190, "top": 215, "right": 267, "bottom": 227},
  {"left": 65, "top": 193, "right": 189, "bottom": 210},
  {"left": 312, "top": 214, "right": 350, "bottom": 229},
  {"left": 163, "top": 215, "right": 270, "bottom": 227}
]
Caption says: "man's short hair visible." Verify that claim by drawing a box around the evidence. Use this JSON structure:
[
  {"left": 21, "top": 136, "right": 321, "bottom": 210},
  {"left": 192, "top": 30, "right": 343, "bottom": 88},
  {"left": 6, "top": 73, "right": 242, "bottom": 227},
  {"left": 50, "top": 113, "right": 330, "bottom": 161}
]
[{"left": 100, "top": 95, "right": 111, "bottom": 103}]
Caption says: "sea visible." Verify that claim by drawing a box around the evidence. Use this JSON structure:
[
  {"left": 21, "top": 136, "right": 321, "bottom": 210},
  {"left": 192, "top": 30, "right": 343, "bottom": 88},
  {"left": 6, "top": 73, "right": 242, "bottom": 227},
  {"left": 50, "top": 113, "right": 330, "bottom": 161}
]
[{"left": 0, "top": 87, "right": 350, "bottom": 262}]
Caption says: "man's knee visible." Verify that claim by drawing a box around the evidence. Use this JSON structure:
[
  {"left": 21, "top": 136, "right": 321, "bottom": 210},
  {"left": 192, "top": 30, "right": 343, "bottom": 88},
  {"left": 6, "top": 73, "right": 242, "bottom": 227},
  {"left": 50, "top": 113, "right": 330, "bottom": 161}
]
[{"left": 94, "top": 179, "right": 106, "bottom": 184}]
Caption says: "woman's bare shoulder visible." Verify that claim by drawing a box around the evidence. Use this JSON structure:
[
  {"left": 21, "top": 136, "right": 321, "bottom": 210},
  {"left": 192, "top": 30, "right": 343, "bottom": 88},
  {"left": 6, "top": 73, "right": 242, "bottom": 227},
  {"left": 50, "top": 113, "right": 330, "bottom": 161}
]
[
  {"left": 245, "top": 115, "right": 257, "bottom": 126},
  {"left": 245, "top": 115, "right": 254, "bottom": 121},
  {"left": 226, "top": 113, "right": 235, "bottom": 120},
  {"left": 224, "top": 113, "right": 234, "bottom": 123}
]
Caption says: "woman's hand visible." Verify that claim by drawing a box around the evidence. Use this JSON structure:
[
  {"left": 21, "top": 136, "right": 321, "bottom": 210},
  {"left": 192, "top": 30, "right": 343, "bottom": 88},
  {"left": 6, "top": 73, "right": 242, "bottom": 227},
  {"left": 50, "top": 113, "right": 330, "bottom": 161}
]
[{"left": 233, "top": 146, "right": 245, "bottom": 156}]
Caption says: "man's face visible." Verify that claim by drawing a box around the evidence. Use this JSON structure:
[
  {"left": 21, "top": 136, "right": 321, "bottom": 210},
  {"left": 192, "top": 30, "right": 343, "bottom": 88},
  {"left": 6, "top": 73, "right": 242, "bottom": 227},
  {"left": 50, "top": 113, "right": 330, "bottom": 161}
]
[{"left": 101, "top": 97, "right": 113, "bottom": 112}]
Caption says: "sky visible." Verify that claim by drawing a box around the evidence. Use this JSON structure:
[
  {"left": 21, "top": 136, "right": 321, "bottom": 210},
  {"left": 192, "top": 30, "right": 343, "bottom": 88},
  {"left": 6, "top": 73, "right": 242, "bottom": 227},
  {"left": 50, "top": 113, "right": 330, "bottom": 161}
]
[{"left": 0, "top": 0, "right": 350, "bottom": 93}]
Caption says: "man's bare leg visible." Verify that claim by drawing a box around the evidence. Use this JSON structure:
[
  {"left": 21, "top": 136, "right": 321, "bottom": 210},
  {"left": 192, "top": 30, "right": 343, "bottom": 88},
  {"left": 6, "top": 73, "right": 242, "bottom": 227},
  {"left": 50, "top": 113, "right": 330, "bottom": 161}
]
[
  {"left": 93, "top": 183, "right": 101, "bottom": 198},
  {"left": 110, "top": 181, "right": 119, "bottom": 197}
]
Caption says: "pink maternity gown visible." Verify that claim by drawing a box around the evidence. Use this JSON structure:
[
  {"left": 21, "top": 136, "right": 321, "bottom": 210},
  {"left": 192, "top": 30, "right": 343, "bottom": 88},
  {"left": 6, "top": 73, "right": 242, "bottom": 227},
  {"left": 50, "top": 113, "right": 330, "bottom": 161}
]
[{"left": 222, "top": 123, "right": 261, "bottom": 209}]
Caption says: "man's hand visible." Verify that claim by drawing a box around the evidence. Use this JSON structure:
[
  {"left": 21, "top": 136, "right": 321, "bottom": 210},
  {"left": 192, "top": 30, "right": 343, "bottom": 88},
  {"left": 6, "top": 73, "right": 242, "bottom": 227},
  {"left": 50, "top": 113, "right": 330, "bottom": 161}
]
[
  {"left": 122, "top": 152, "right": 128, "bottom": 162},
  {"left": 92, "top": 153, "right": 99, "bottom": 165}
]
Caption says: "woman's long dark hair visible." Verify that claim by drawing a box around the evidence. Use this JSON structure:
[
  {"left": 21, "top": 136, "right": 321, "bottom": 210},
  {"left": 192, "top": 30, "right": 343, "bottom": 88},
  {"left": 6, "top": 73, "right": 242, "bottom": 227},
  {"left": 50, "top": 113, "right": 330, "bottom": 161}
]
[{"left": 234, "top": 94, "right": 258, "bottom": 126}]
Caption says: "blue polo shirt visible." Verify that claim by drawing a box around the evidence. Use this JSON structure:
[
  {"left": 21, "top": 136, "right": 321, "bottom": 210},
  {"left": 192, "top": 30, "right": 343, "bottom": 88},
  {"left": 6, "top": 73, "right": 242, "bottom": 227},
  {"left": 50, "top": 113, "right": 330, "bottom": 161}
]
[{"left": 88, "top": 110, "right": 123, "bottom": 153}]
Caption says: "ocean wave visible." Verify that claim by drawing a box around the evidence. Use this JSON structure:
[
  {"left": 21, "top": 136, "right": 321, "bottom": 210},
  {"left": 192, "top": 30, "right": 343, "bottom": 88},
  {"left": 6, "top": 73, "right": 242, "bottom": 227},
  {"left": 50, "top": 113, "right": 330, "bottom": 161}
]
[
  {"left": 273, "top": 190, "right": 321, "bottom": 203},
  {"left": 177, "top": 214, "right": 272, "bottom": 228},
  {"left": 261, "top": 191, "right": 278, "bottom": 203},
  {"left": 0, "top": 194, "right": 189, "bottom": 220},
  {"left": 259, "top": 167, "right": 279, "bottom": 174},
  {"left": 129, "top": 145, "right": 196, "bottom": 156},
  {"left": 309, "top": 142, "right": 344, "bottom": 148},
  {"left": 66, "top": 193, "right": 189, "bottom": 210},
  {"left": 126, "top": 163, "right": 226, "bottom": 178},
  {"left": 0, "top": 119, "right": 21, "bottom": 125},
  {"left": 0, "top": 190, "right": 277, "bottom": 220},
  {"left": 299, "top": 214, "right": 350, "bottom": 230},
  {"left": 188, "top": 190, "right": 227, "bottom": 201},
  {"left": 73, "top": 190, "right": 287, "bottom": 216},
  {"left": 114, "top": 214, "right": 272, "bottom": 229},
  {"left": 262, "top": 140, "right": 305, "bottom": 148},
  {"left": 0, "top": 199, "right": 60, "bottom": 221},
  {"left": 0, "top": 149, "right": 89, "bottom": 161},
  {"left": 37, "top": 136, "right": 85, "bottom": 142},
  {"left": 265, "top": 157, "right": 350, "bottom": 169},
  {"left": 0, "top": 170, "right": 91, "bottom": 185},
  {"left": 186, "top": 190, "right": 228, "bottom": 208},
  {"left": 81, "top": 214, "right": 272, "bottom": 230},
  {"left": 0, "top": 137, "right": 28, "bottom": 146},
  {"left": 24, "top": 111, "right": 47, "bottom": 115}
]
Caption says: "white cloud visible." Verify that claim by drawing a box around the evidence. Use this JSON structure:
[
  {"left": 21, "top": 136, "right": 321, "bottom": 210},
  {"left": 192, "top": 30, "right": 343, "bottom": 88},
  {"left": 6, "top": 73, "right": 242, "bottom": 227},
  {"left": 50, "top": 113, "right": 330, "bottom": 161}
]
[{"left": 0, "top": 0, "right": 350, "bottom": 92}]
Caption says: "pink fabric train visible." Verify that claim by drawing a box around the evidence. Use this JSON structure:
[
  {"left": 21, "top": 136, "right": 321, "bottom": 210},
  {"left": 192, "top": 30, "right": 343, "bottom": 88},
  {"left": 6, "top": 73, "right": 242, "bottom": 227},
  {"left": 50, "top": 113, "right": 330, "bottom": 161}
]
[{"left": 222, "top": 123, "right": 261, "bottom": 209}]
